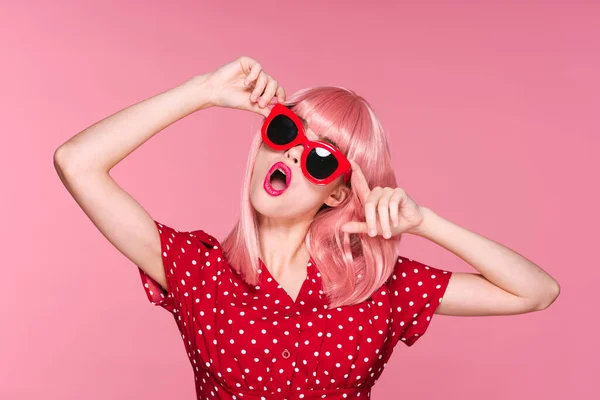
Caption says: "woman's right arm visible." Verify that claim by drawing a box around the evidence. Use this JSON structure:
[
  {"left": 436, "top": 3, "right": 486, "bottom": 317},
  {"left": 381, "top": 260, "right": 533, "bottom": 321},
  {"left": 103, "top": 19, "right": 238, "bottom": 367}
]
[
  {"left": 53, "top": 74, "right": 214, "bottom": 291},
  {"left": 54, "top": 56, "right": 283, "bottom": 292}
]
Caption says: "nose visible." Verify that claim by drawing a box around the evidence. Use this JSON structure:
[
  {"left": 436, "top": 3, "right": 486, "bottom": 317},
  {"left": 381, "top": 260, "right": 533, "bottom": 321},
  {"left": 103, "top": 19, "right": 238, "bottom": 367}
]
[{"left": 284, "top": 144, "right": 304, "bottom": 166}]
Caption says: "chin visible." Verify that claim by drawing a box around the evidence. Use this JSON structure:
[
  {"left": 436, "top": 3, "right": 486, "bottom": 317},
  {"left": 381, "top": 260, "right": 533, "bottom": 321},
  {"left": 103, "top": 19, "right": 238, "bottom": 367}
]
[{"left": 252, "top": 202, "right": 291, "bottom": 220}]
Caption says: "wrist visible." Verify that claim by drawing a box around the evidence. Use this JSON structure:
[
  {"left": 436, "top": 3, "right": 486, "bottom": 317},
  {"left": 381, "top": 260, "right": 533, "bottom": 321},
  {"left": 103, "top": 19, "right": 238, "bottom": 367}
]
[
  {"left": 183, "top": 74, "right": 215, "bottom": 111},
  {"left": 409, "top": 206, "right": 436, "bottom": 237}
]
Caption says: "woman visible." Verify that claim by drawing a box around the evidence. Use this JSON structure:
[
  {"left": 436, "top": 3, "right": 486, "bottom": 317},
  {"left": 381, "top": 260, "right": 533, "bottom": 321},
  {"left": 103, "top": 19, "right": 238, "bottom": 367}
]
[{"left": 54, "top": 56, "right": 560, "bottom": 399}]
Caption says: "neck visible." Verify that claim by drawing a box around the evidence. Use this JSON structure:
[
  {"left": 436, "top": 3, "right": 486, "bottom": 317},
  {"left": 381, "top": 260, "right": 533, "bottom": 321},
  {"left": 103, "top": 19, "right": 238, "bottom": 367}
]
[{"left": 257, "top": 214, "right": 312, "bottom": 275}]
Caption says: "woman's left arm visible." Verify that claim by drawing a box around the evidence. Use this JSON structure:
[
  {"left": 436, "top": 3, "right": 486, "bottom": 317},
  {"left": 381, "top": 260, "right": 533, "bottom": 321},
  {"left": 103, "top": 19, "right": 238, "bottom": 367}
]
[
  {"left": 411, "top": 206, "right": 560, "bottom": 316},
  {"left": 341, "top": 159, "right": 560, "bottom": 317}
]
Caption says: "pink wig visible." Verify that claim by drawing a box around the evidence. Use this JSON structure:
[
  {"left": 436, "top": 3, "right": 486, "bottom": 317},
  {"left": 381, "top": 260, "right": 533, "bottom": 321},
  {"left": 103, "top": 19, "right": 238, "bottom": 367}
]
[{"left": 220, "top": 86, "right": 402, "bottom": 308}]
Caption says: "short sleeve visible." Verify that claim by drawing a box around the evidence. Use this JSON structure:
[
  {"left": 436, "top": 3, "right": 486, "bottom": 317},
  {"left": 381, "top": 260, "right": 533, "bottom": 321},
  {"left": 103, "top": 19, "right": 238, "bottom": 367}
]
[
  {"left": 138, "top": 220, "right": 220, "bottom": 315},
  {"left": 386, "top": 255, "right": 452, "bottom": 347}
]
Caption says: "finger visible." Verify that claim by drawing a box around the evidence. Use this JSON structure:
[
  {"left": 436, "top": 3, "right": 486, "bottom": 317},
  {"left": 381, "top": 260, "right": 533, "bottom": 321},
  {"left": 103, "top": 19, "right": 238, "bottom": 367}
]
[
  {"left": 258, "top": 77, "right": 279, "bottom": 108},
  {"left": 378, "top": 188, "right": 395, "bottom": 238},
  {"left": 251, "top": 71, "right": 268, "bottom": 102},
  {"left": 244, "top": 62, "right": 262, "bottom": 86},
  {"left": 239, "top": 56, "right": 257, "bottom": 76},
  {"left": 341, "top": 221, "right": 368, "bottom": 234},
  {"left": 276, "top": 85, "right": 286, "bottom": 103},
  {"left": 348, "top": 159, "right": 370, "bottom": 205},
  {"left": 389, "top": 189, "right": 402, "bottom": 228},
  {"left": 365, "top": 186, "right": 383, "bottom": 237},
  {"left": 249, "top": 102, "right": 274, "bottom": 118}
]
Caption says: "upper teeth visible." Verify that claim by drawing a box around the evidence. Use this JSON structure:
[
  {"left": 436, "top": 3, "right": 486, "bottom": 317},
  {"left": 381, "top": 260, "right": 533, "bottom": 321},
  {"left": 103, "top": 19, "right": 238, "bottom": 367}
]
[{"left": 277, "top": 168, "right": 286, "bottom": 176}]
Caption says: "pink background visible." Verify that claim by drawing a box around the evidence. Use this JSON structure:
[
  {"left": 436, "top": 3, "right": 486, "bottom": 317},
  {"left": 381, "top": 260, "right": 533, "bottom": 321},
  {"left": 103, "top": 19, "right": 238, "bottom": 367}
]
[{"left": 2, "top": 0, "right": 598, "bottom": 399}]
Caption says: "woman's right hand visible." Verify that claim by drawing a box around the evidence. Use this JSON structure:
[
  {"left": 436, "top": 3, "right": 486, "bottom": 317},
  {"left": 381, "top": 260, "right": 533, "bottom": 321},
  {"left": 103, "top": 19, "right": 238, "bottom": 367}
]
[{"left": 202, "top": 56, "right": 286, "bottom": 117}]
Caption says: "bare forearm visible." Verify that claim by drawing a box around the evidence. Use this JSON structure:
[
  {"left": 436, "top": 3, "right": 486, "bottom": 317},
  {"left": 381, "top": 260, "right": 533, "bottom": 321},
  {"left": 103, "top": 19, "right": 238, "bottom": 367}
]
[
  {"left": 413, "top": 206, "right": 560, "bottom": 305},
  {"left": 54, "top": 74, "right": 212, "bottom": 174}
]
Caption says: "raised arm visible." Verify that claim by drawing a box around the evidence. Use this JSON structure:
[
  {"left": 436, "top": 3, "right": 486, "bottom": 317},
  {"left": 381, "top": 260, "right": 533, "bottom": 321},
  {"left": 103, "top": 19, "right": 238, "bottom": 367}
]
[
  {"left": 53, "top": 56, "right": 285, "bottom": 293},
  {"left": 53, "top": 74, "right": 213, "bottom": 291}
]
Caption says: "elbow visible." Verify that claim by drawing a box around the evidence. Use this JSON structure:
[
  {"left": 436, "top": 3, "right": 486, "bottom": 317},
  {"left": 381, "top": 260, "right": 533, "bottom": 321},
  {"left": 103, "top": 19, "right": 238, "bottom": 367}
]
[
  {"left": 53, "top": 145, "right": 72, "bottom": 171},
  {"left": 53, "top": 145, "right": 83, "bottom": 182},
  {"left": 54, "top": 146, "right": 72, "bottom": 185},
  {"left": 53, "top": 144, "right": 92, "bottom": 178},
  {"left": 535, "top": 280, "right": 561, "bottom": 311}
]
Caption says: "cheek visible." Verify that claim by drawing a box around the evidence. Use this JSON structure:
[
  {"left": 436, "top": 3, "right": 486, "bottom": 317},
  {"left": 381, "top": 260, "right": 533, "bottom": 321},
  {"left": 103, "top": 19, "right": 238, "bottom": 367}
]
[
  {"left": 300, "top": 181, "right": 331, "bottom": 201},
  {"left": 252, "top": 149, "right": 269, "bottom": 176}
]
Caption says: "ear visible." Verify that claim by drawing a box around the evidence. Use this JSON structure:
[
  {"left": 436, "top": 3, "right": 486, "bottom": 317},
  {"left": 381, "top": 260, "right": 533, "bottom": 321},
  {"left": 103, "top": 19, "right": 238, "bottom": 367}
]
[{"left": 324, "top": 184, "right": 351, "bottom": 208}]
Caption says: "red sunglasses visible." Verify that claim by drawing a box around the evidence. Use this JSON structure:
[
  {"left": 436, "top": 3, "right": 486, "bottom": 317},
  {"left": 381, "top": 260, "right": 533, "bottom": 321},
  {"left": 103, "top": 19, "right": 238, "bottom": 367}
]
[{"left": 261, "top": 103, "right": 352, "bottom": 186}]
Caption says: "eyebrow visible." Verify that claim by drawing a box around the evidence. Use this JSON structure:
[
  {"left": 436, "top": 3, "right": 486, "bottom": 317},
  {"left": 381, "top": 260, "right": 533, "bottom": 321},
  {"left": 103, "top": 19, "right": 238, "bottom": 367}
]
[{"left": 298, "top": 117, "right": 340, "bottom": 148}]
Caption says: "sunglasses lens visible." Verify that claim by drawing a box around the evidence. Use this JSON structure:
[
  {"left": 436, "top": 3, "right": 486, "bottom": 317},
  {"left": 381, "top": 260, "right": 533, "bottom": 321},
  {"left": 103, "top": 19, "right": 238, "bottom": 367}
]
[
  {"left": 267, "top": 115, "right": 298, "bottom": 145},
  {"left": 306, "top": 147, "right": 339, "bottom": 180}
]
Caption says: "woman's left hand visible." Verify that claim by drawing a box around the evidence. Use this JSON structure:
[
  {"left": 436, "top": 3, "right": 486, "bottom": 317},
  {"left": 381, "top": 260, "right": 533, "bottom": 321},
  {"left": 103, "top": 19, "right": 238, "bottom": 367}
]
[{"left": 341, "top": 160, "right": 425, "bottom": 239}]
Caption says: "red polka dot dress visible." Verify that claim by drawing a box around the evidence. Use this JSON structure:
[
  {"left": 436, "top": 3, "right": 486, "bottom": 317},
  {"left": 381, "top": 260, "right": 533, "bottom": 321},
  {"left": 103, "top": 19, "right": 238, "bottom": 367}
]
[{"left": 139, "top": 221, "right": 452, "bottom": 399}]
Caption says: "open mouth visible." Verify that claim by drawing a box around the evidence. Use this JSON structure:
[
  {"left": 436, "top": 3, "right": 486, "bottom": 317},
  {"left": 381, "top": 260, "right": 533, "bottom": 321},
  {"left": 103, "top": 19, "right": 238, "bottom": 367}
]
[
  {"left": 269, "top": 169, "right": 287, "bottom": 190},
  {"left": 264, "top": 162, "right": 291, "bottom": 196}
]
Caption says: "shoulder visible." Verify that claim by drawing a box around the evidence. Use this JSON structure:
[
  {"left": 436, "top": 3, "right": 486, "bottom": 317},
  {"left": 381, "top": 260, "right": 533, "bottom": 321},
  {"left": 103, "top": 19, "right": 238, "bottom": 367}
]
[
  {"left": 391, "top": 254, "right": 451, "bottom": 278},
  {"left": 155, "top": 221, "right": 220, "bottom": 250}
]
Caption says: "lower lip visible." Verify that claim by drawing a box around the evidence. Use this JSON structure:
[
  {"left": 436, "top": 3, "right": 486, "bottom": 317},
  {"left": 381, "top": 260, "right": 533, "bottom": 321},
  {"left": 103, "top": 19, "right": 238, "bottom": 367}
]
[{"left": 264, "top": 175, "right": 288, "bottom": 196}]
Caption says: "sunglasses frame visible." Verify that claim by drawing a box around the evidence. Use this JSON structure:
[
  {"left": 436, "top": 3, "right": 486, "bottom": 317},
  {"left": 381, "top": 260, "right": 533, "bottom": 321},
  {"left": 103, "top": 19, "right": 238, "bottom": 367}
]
[{"left": 261, "top": 103, "right": 352, "bottom": 186}]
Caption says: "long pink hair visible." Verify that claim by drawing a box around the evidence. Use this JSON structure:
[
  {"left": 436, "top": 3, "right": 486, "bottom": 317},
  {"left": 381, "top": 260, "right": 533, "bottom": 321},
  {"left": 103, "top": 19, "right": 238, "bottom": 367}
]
[{"left": 220, "top": 86, "right": 402, "bottom": 308}]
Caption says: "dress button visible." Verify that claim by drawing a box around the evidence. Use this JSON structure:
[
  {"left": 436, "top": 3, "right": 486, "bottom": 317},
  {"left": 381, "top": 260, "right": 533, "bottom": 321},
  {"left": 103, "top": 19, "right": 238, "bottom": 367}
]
[{"left": 282, "top": 349, "right": 291, "bottom": 359}]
